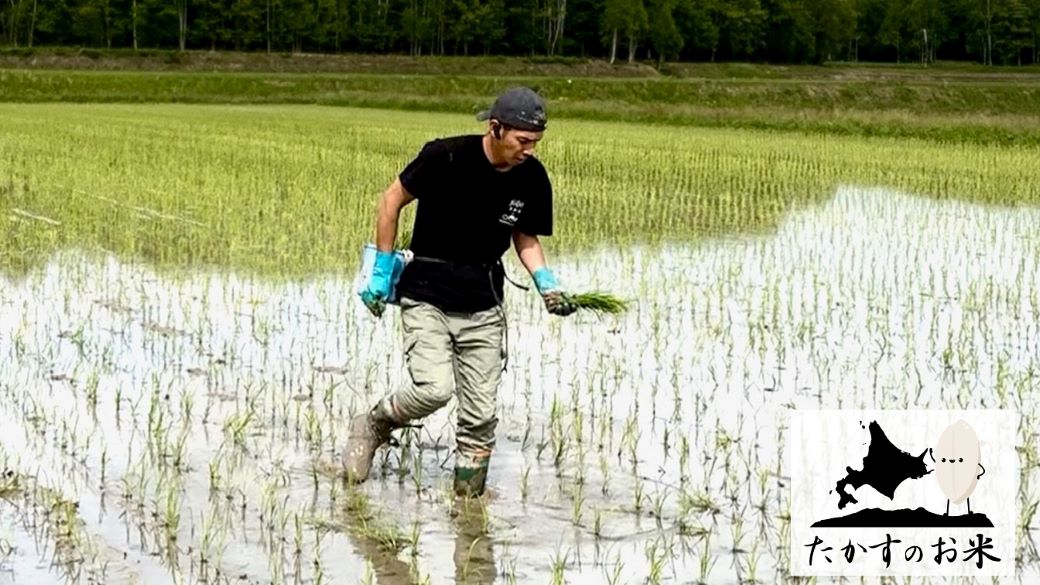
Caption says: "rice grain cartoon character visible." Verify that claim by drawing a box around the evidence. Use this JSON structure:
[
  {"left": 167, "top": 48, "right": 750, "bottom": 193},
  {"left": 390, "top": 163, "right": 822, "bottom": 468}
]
[{"left": 929, "top": 420, "right": 986, "bottom": 516}]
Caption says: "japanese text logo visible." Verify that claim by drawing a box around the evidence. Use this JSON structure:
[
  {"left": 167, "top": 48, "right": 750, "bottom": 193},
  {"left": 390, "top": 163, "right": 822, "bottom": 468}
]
[{"left": 789, "top": 409, "right": 1017, "bottom": 577}]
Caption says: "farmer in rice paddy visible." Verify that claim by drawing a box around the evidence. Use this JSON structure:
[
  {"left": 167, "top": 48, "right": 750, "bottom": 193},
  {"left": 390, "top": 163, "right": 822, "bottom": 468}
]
[{"left": 345, "top": 86, "right": 577, "bottom": 497}]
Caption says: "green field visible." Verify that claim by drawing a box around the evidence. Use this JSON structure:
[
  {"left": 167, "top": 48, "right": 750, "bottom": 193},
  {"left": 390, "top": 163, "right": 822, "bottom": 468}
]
[
  {"left": 1, "top": 71, "right": 1040, "bottom": 585},
  {"left": 3, "top": 57, "right": 1040, "bottom": 146},
  {"left": 3, "top": 103, "right": 1038, "bottom": 277}
]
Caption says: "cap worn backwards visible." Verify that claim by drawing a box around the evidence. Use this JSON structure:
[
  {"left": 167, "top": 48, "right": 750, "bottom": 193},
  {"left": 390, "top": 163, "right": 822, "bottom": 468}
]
[{"left": 476, "top": 87, "right": 548, "bottom": 132}]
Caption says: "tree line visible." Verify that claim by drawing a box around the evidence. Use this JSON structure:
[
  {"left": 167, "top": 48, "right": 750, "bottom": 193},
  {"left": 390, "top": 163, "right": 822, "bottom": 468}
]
[{"left": 2, "top": 0, "right": 1039, "bottom": 65}]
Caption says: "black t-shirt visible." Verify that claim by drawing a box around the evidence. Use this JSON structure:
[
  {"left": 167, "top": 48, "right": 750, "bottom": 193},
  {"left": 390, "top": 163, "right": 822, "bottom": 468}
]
[{"left": 395, "top": 134, "right": 553, "bottom": 313}]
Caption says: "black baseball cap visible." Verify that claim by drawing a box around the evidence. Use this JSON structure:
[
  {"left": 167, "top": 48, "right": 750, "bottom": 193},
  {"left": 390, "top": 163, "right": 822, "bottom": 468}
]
[{"left": 476, "top": 87, "right": 548, "bottom": 132}]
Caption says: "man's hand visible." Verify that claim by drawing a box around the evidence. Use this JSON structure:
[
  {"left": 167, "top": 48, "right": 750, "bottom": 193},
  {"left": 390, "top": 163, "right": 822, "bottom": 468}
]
[
  {"left": 542, "top": 290, "right": 577, "bottom": 316},
  {"left": 533, "top": 266, "right": 576, "bottom": 317},
  {"left": 360, "top": 250, "right": 396, "bottom": 317}
]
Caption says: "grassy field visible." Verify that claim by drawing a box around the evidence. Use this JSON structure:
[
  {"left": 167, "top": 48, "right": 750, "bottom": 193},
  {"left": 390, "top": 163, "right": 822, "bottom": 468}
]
[
  {"left": 5, "top": 47, "right": 1040, "bottom": 78},
  {"left": 2, "top": 103, "right": 1038, "bottom": 277},
  {"left": 2, "top": 51, "right": 1040, "bottom": 146}
]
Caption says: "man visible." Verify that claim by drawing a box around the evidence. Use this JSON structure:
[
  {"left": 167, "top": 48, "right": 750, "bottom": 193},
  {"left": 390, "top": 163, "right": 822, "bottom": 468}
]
[{"left": 345, "top": 86, "right": 577, "bottom": 498}]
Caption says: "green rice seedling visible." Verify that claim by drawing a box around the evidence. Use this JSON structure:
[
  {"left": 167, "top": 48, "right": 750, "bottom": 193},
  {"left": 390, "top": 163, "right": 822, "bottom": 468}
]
[
  {"left": 223, "top": 410, "right": 254, "bottom": 448},
  {"left": 162, "top": 481, "right": 183, "bottom": 540},
  {"left": 460, "top": 536, "right": 487, "bottom": 582},
  {"left": 571, "top": 485, "right": 585, "bottom": 526},
  {"left": 313, "top": 547, "right": 326, "bottom": 585},
  {"left": 743, "top": 541, "right": 762, "bottom": 584},
  {"left": 303, "top": 406, "right": 322, "bottom": 452},
  {"left": 661, "top": 425, "right": 670, "bottom": 460},
  {"left": 627, "top": 436, "right": 639, "bottom": 472},
  {"left": 599, "top": 455, "right": 611, "bottom": 496},
  {"left": 574, "top": 443, "right": 587, "bottom": 487},
  {"left": 572, "top": 408, "right": 584, "bottom": 447},
  {"left": 682, "top": 488, "right": 722, "bottom": 516},
  {"left": 180, "top": 390, "right": 195, "bottom": 423},
  {"left": 604, "top": 556, "right": 624, "bottom": 585},
  {"left": 645, "top": 538, "right": 666, "bottom": 585},
  {"left": 651, "top": 490, "right": 667, "bottom": 524},
  {"left": 84, "top": 371, "right": 99, "bottom": 414},
  {"left": 562, "top": 292, "right": 629, "bottom": 315},
  {"left": 730, "top": 511, "right": 746, "bottom": 553},
  {"left": 1019, "top": 498, "right": 1039, "bottom": 544},
  {"left": 363, "top": 518, "right": 405, "bottom": 555},
  {"left": 200, "top": 507, "right": 228, "bottom": 570},
  {"left": 171, "top": 427, "right": 189, "bottom": 473},
  {"left": 553, "top": 434, "right": 568, "bottom": 472},
  {"left": 409, "top": 520, "right": 421, "bottom": 556},
  {"left": 99, "top": 448, "right": 107, "bottom": 484},
  {"left": 208, "top": 459, "right": 222, "bottom": 493},
  {"left": 293, "top": 512, "right": 306, "bottom": 556},
  {"left": 520, "top": 465, "right": 531, "bottom": 501},
  {"left": 549, "top": 544, "right": 568, "bottom": 585},
  {"left": 698, "top": 532, "right": 718, "bottom": 585}
]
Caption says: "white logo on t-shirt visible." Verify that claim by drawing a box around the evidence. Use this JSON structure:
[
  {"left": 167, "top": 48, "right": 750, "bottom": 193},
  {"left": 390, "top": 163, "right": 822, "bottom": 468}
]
[{"left": 499, "top": 199, "right": 524, "bottom": 226}]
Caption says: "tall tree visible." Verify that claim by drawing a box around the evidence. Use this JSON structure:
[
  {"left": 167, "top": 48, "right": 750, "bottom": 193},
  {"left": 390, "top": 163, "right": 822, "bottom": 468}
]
[
  {"left": 714, "top": 0, "right": 766, "bottom": 59},
  {"left": 27, "top": 0, "right": 36, "bottom": 46},
  {"left": 992, "top": 0, "right": 1031, "bottom": 63},
  {"left": 903, "top": 0, "right": 945, "bottom": 63},
  {"left": 983, "top": 0, "right": 995, "bottom": 63},
  {"left": 762, "top": 0, "right": 814, "bottom": 62},
  {"left": 602, "top": 0, "right": 646, "bottom": 63},
  {"left": 4, "top": 0, "right": 30, "bottom": 46},
  {"left": 545, "top": 0, "right": 567, "bottom": 55},
  {"left": 647, "top": 0, "right": 682, "bottom": 64},
  {"left": 175, "top": 0, "right": 188, "bottom": 49},
  {"left": 878, "top": 0, "right": 907, "bottom": 61},
  {"left": 674, "top": 0, "right": 719, "bottom": 60},
  {"left": 1030, "top": 0, "right": 1040, "bottom": 62}
]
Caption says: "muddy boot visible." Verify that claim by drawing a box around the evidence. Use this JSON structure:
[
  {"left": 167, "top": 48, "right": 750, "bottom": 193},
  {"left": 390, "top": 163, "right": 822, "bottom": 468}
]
[
  {"left": 342, "top": 399, "right": 400, "bottom": 484},
  {"left": 454, "top": 451, "right": 491, "bottom": 498}
]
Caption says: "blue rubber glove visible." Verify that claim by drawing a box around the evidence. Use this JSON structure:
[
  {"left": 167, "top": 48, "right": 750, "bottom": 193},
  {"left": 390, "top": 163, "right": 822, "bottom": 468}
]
[
  {"left": 533, "top": 267, "right": 576, "bottom": 317},
  {"left": 532, "top": 267, "right": 561, "bottom": 294},
  {"left": 360, "top": 250, "right": 397, "bottom": 317}
]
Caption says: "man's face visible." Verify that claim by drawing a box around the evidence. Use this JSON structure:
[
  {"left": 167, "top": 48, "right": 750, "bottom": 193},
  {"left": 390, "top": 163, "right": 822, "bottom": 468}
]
[{"left": 494, "top": 123, "right": 544, "bottom": 168}]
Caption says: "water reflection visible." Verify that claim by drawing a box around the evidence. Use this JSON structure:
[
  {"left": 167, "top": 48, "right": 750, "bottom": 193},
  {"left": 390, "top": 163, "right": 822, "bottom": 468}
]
[{"left": 451, "top": 498, "right": 496, "bottom": 585}]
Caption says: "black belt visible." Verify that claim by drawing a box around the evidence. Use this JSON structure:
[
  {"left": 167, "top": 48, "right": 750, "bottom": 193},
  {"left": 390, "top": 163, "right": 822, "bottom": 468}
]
[{"left": 409, "top": 255, "right": 530, "bottom": 291}]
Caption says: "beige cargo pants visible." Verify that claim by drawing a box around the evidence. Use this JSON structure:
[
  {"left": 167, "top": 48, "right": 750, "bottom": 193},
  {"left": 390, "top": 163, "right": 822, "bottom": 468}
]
[{"left": 384, "top": 297, "right": 505, "bottom": 460}]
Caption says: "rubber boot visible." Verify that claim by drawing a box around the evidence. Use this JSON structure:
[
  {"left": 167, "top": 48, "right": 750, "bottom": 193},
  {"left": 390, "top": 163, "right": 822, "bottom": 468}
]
[
  {"left": 342, "top": 398, "right": 400, "bottom": 484},
  {"left": 454, "top": 451, "right": 491, "bottom": 498}
]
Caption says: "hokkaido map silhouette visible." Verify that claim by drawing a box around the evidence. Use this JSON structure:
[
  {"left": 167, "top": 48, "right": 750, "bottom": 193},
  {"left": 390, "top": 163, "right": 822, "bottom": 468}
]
[{"left": 812, "top": 421, "right": 993, "bottom": 528}]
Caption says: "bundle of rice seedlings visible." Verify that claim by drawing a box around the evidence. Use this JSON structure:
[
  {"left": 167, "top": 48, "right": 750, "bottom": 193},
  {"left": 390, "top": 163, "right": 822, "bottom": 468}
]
[{"left": 565, "top": 292, "right": 630, "bottom": 314}]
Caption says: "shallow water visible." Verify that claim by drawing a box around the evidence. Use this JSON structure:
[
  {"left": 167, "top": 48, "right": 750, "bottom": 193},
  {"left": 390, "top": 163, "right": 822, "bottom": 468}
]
[{"left": 1, "top": 184, "right": 1039, "bottom": 584}]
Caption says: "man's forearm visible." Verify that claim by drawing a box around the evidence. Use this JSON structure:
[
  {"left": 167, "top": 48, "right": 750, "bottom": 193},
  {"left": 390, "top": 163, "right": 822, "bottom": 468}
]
[
  {"left": 375, "top": 199, "right": 398, "bottom": 252},
  {"left": 375, "top": 187, "right": 403, "bottom": 251},
  {"left": 374, "top": 179, "right": 414, "bottom": 251},
  {"left": 514, "top": 233, "right": 547, "bottom": 274}
]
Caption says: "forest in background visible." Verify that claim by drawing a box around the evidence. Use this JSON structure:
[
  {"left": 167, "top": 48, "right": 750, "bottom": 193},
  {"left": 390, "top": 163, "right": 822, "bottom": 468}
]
[{"left": 2, "top": 0, "right": 1039, "bottom": 66}]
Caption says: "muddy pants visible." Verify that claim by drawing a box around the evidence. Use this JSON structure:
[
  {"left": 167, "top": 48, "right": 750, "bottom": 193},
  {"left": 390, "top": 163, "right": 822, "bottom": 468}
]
[{"left": 382, "top": 296, "right": 505, "bottom": 461}]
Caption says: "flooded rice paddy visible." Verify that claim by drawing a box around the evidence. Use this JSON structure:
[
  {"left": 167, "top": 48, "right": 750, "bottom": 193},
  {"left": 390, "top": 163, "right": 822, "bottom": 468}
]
[
  {"left": 1, "top": 185, "right": 1039, "bottom": 584},
  {"left": 1, "top": 104, "right": 1040, "bottom": 584}
]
